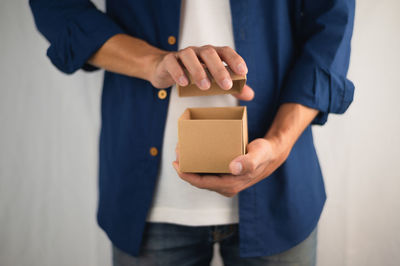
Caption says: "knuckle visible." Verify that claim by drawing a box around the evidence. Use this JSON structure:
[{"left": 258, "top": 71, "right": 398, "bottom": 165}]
[
  {"left": 180, "top": 47, "right": 194, "bottom": 56},
  {"left": 200, "top": 45, "right": 216, "bottom": 56},
  {"left": 177, "top": 50, "right": 186, "bottom": 57},
  {"left": 163, "top": 54, "right": 175, "bottom": 68},
  {"left": 247, "top": 161, "right": 256, "bottom": 172},
  {"left": 202, "top": 44, "right": 214, "bottom": 50},
  {"left": 220, "top": 46, "right": 232, "bottom": 53},
  {"left": 215, "top": 67, "right": 229, "bottom": 79},
  {"left": 246, "top": 172, "right": 255, "bottom": 180},
  {"left": 165, "top": 53, "right": 176, "bottom": 61},
  {"left": 254, "top": 139, "right": 266, "bottom": 148}
]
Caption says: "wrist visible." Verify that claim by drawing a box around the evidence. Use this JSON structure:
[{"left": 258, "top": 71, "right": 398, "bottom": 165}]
[
  {"left": 143, "top": 49, "right": 167, "bottom": 83},
  {"left": 264, "top": 129, "right": 293, "bottom": 159},
  {"left": 263, "top": 103, "right": 318, "bottom": 156}
]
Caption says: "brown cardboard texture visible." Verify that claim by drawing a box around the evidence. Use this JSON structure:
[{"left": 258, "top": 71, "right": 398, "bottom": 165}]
[
  {"left": 177, "top": 66, "right": 246, "bottom": 97},
  {"left": 178, "top": 106, "right": 248, "bottom": 173}
]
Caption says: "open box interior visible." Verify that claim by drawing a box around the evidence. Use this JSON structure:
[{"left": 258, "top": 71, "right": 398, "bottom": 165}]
[{"left": 180, "top": 106, "right": 245, "bottom": 120}]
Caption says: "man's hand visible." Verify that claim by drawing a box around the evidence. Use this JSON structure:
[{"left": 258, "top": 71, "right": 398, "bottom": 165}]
[
  {"left": 89, "top": 35, "right": 254, "bottom": 101},
  {"left": 150, "top": 45, "right": 254, "bottom": 101},
  {"left": 172, "top": 137, "right": 290, "bottom": 197},
  {"left": 172, "top": 103, "right": 319, "bottom": 197}
]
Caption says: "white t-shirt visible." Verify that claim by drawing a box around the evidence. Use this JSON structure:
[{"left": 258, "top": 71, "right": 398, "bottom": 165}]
[{"left": 146, "top": 0, "right": 239, "bottom": 226}]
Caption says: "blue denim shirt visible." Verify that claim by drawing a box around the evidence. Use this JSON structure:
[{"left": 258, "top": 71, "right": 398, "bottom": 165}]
[{"left": 30, "top": 0, "right": 355, "bottom": 258}]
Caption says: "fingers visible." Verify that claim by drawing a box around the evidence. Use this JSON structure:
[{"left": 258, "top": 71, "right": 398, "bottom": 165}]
[
  {"left": 172, "top": 161, "right": 246, "bottom": 198},
  {"left": 198, "top": 45, "right": 232, "bottom": 90},
  {"left": 164, "top": 53, "right": 189, "bottom": 86},
  {"left": 216, "top": 46, "right": 248, "bottom": 75},
  {"left": 178, "top": 47, "right": 211, "bottom": 90},
  {"left": 172, "top": 161, "right": 219, "bottom": 189},
  {"left": 172, "top": 161, "right": 210, "bottom": 189},
  {"left": 174, "top": 45, "right": 247, "bottom": 91},
  {"left": 233, "top": 84, "right": 255, "bottom": 101}
]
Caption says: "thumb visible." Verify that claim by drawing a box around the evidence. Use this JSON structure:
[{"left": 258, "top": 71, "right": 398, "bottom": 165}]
[
  {"left": 233, "top": 85, "right": 254, "bottom": 101},
  {"left": 229, "top": 154, "right": 256, "bottom": 176},
  {"left": 229, "top": 139, "right": 268, "bottom": 175}
]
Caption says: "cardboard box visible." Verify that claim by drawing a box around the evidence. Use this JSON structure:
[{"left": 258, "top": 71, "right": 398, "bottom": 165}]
[
  {"left": 178, "top": 106, "right": 248, "bottom": 173},
  {"left": 177, "top": 66, "right": 246, "bottom": 97}
]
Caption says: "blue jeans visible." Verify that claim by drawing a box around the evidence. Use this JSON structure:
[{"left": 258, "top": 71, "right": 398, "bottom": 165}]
[{"left": 112, "top": 223, "right": 317, "bottom": 266}]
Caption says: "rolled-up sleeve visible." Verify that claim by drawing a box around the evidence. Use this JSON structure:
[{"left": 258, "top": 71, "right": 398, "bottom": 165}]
[
  {"left": 279, "top": 0, "right": 355, "bottom": 125},
  {"left": 29, "top": 0, "right": 124, "bottom": 74}
]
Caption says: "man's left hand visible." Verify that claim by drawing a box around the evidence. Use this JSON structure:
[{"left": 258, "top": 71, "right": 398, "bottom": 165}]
[{"left": 172, "top": 138, "right": 290, "bottom": 197}]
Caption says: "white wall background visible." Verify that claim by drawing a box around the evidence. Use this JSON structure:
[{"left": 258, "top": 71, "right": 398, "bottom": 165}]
[{"left": 1, "top": 1, "right": 399, "bottom": 265}]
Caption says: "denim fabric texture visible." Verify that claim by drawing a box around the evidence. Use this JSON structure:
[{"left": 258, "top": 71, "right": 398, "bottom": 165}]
[{"left": 112, "top": 223, "right": 317, "bottom": 266}]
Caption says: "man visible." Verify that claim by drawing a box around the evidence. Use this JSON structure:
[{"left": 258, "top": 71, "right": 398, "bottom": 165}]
[{"left": 30, "top": 0, "right": 355, "bottom": 265}]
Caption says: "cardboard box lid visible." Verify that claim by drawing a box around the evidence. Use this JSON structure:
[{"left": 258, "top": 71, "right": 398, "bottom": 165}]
[
  {"left": 177, "top": 66, "right": 246, "bottom": 97},
  {"left": 178, "top": 106, "right": 248, "bottom": 173}
]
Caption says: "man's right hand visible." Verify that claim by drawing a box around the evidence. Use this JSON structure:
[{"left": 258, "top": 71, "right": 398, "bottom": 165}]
[
  {"left": 89, "top": 34, "right": 254, "bottom": 101},
  {"left": 149, "top": 45, "right": 254, "bottom": 101},
  {"left": 150, "top": 45, "right": 254, "bottom": 101}
]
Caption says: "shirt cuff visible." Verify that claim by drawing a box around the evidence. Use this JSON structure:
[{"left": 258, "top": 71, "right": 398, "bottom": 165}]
[
  {"left": 279, "top": 60, "right": 355, "bottom": 125},
  {"left": 46, "top": 7, "right": 125, "bottom": 74}
]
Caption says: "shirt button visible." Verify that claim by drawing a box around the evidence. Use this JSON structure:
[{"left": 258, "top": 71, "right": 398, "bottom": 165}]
[
  {"left": 168, "top": 35, "right": 176, "bottom": 45},
  {"left": 158, "top": 89, "right": 167, "bottom": 100},
  {"left": 149, "top": 147, "right": 158, "bottom": 157}
]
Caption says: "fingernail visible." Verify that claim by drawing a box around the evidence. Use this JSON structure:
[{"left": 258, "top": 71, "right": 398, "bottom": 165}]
[
  {"left": 231, "top": 162, "right": 242, "bottom": 175},
  {"left": 222, "top": 78, "right": 233, "bottom": 90},
  {"left": 199, "top": 78, "right": 210, "bottom": 90},
  {"left": 237, "top": 63, "right": 247, "bottom": 74},
  {"left": 178, "top": 75, "right": 188, "bottom": 86}
]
